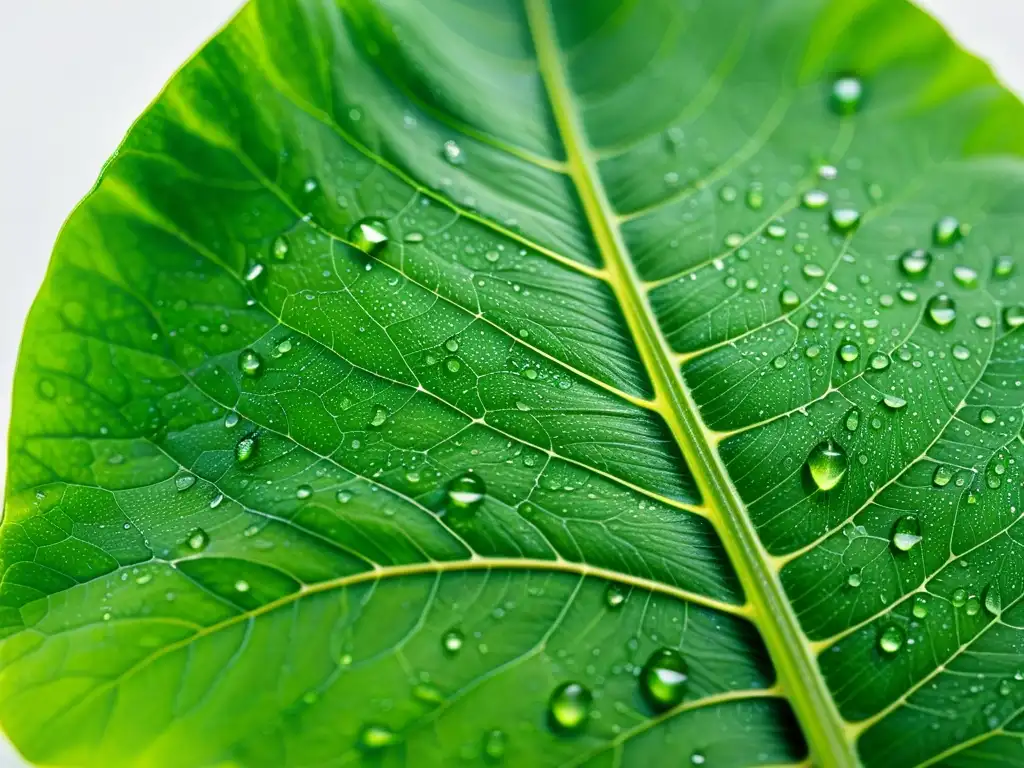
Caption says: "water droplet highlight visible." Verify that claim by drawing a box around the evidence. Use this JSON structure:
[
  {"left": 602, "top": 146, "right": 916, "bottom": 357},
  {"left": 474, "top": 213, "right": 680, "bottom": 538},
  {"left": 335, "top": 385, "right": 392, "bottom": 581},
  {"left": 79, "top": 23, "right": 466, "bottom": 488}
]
[
  {"left": 547, "top": 682, "right": 592, "bottom": 734},
  {"left": 807, "top": 440, "right": 848, "bottom": 492},
  {"left": 639, "top": 648, "right": 689, "bottom": 712}
]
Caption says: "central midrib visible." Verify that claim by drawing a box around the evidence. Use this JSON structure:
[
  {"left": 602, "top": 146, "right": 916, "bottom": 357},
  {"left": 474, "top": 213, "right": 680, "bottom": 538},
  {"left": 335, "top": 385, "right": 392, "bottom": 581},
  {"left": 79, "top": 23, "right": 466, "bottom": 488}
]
[{"left": 523, "top": 1, "right": 857, "bottom": 765}]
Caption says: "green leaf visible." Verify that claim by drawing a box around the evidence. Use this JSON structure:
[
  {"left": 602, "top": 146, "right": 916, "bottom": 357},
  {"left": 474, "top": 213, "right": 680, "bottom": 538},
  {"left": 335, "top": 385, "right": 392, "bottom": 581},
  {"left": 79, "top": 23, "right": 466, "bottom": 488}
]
[{"left": 3, "top": 0, "right": 1023, "bottom": 765}]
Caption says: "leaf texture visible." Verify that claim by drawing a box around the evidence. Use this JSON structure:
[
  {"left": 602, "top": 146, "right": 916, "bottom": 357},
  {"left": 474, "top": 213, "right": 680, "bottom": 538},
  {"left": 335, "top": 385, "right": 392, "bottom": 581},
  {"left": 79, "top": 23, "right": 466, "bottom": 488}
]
[{"left": 2, "top": 0, "right": 1023, "bottom": 766}]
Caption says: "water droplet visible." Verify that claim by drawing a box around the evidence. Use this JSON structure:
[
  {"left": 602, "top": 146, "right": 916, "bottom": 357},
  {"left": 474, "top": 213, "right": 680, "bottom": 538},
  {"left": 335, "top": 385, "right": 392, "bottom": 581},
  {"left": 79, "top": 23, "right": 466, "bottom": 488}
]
[
  {"left": 878, "top": 624, "right": 905, "bottom": 655},
  {"left": 639, "top": 648, "right": 688, "bottom": 712},
  {"left": 336, "top": 490, "right": 353, "bottom": 504},
  {"left": 445, "top": 338, "right": 459, "bottom": 353},
  {"left": 224, "top": 412, "right": 239, "bottom": 428},
  {"left": 829, "top": 208, "right": 861, "bottom": 234},
  {"left": 975, "top": 314, "right": 994, "bottom": 329},
  {"left": 882, "top": 393, "right": 907, "bottom": 410},
  {"left": 210, "top": 493, "right": 224, "bottom": 509},
  {"left": 445, "top": 358, "right": 462, "bottom": 374},
  {"left": 272, "top": 236, "right": 289, "bottom": 260},
  {"left": 765, "top": 221, "right": 787, "bottom": 239},
  {"left": 746, "top": 183, "right": 764, "bottom": 210},
  {"left": 719, "top": 185, "right": 737, "bottom": 203},
  {"left": 966, "top": 595, "right": 981, "bottom": 616},
  {"left": 818, "top": 164, "right": 838, "bottom": 180},
  {"left": 807, "top": 440, "right": 848, "bottom": 492},
  {"left": 926, "top": 294, "right": 957, "bottom": 327},
  {"left": 482, "top": 729, "right": 506, "bottom": 762},
  {"left": 547, "top": 682, "right": 592, "bottom": 733},
  {"left": 691, "top": 752, "right": 706, "bottom": 766},
  {"left": 899, "top": 249, "right": 932, "bottom": 277},
  {"left": 447, "top": 472, "right": 485, "bottom": 510},
  {"left": 234, "top": 579, "right": 250, "bottom": 593},
  {"left": 891, "top": 515, "right": 922, "bottom": 552},
  {"left": 984, "top": 582, "right": 1002, "bottom": 615},
  {"left": 175, "top": 473, "right": 196, "bottom": 492},
  {"left": 980, "top": 408, "right": 997, "bottom": 425},
  {"left": 605, "top": 583, "right": 627, "bottom": 609},
  {"left": 235, "top": 433, "right": 258, "bottom": 463},
  {"left": 952, "top": 344, "right": 971, "bottom": 361},
  {"left": 187, "top": 528, "right": 209, "bottom": 551},
  {"left": 359, "top": 724, "right": 399, "bottom": 751},
  {"left": 933, "top": 216, "right": 963, "bottom": 246},
  {"left": 296, "top": 485, "right": 313, "bottom": 500},
  {"left": 838, "top": 343, "right": 860, "bottom": 363},
  {"left": 803, "top": 263, "right": 826, "bottom": 279},
  {"left": 780, "top": 288, "right": 800, "bottom": 309},
  {"left": 869, "top": 353, "right": 890, "bottom": 371},
  {"left": 442, "top": 140, "right": 464, "bottom": 165},
  {"left": 993, "top": 255, "right": 1015, "bottom": 278},
  {"left": 1004, "top": 305, "right": 1024, "bottom": 329},
  {"left": 239, "top": 349, "right": 262, "bottom": 377},
  {"left": 801, "top": 189, "right": 829, "bottom": 209},
  {"left": 953, "top": 265, "right": 978, "bottom": 288},
  {"left": 442, "top": 628, "right": 464, "bottom": 655},
  {"left": 831, "top": 76, "right": 864, "bottom": 114},
  {"left": 244, "top": 262, "right": 264, "bottom": 282},
  {"left": 952, "top": 588, "right": 967, "bottom": 608},
  {"left": 772, "top": 356, "right": 787, "bottom": 369},
  {"left": 348, "top": 218, "right": 389, "bottom": 256},
  {"left": 847, "top": 570, "right": 862, "bottom": 588},
  {"left": 370, "top": 406, "right": 388, "bottom": 427},
  {"left": 912, "top": 595, "right": 929, "bottom": 618},
  {"left": 933, "top": 465, "right": 954, "bottom": 487},
  {"left": 412, "top": 682, "right": 444, "bottom": 705},
  {"left": 845, "top": 408, "right": 860, "bottom": 432}
]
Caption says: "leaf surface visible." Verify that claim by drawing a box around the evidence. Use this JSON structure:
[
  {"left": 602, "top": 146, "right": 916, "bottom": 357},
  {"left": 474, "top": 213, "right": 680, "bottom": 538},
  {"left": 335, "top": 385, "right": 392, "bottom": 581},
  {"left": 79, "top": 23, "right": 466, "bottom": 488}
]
[{"left": 3, "top": 0, "right": 1023, "bottom": 766}]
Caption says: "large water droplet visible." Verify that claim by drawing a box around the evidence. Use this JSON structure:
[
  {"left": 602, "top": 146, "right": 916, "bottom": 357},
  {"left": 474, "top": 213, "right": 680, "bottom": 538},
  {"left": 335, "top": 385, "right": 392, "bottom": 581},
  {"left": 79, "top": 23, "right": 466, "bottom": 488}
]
[
  {"left": 993, "top": 255, "right": 1015, "bottom": 279},
  {"left": 899, "top": 249, "right": 931, "bottom": 277},
  {"left": 442, "top": 140, "right": 464, "bottom": 165},
  {"left": 547, "top": 682, "right": 592, "bottom": 733},
  {"left": 175, "top": 473, "right": 196, "bottom": 492},
  {"left": 348, "top": 217, "right": 389, "bottom": 256},
  {"left": 370, "top": 406, "right": 388, "bottom": 428},
  {"left": 980, "top": 408, "right": 997, "bottom": 425},
  {"left": 926, "top": 294, "right": 957, "bottom": 327},
  {"left": 912, "top": 595, "right": 929, "bottom": 619},
  {"left": 359, "top": 724, "right": 399, "bottom": 751},
  {"left": 984, "top": 582, "right": 1002, "bottom": 615},
  {"left": 882, "top": 393, "right": 907, "bottom": 410},
  {"left": 442, "top": 628, "right": 464, "bottom": 655},
  {"left": 605, "top": 583, "right": 627, "bottom": 609},
  {"left": 639, "top": 648, "right": 689, "bottom": 712},
  {"left": 187, "top": 528, "right": 209, "bottom": 551},
  {"left": 878, "top": 624, "right": 905, "bottom": 655},
  {"left": 780, "top": 288, "right": 800, "bottom": 309},
  {"left": 932, "top": 465, "right": 954, "bottom": 487},
  {"left": 953, "top": 265, "right": 978, "bottom": 288},
  {"left": 830, "top": 76, "right": 864, "bottom": 115},
  {"left": 1004, "top": 305, "right": 1024, "bottom": 329},
  {"left": 838, "top": 342, "right": 860, "bottom": 363},
  {"left": 447, "top": 472, "right": 485, "bottom": 511},
  {"left": 891, "top": 515, "right": 922, "bottom": 552},
  {"left": 807, "top": 440, "right": 848, "bottom": 492},
  {"left": 239, "top": 349, "right": 263, "bottom": 377},
  {"left": 801, "top": 189, "right": 829, "bottom": 210},
  {"left": 845, "top": 408, "right": 860, "bottom": 432}
]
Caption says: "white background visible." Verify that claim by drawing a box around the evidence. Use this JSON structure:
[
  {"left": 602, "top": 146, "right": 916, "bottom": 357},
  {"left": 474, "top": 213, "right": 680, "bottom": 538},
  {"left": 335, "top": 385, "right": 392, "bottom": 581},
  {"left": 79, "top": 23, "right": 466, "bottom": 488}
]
[{"left": 0, "top": 1, "right": 1022, "bottom": 764}]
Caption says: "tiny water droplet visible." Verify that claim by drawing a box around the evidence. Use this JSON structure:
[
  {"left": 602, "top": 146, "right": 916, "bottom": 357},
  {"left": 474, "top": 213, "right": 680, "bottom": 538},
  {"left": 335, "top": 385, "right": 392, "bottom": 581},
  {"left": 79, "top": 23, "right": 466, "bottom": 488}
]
[
  {"left": 891, "top": 515, "right": 922, "bottom": 552},
  {"left": 348, "top": 217, "right": 389, "bottom": 256},
  {"left": 547, "top": 682, "right": 592, "bottom": 733},
  {"left": 926, "top": 294, "right": 957, "bottom": 327},
  {"left": 639, "top": 648, "right": 688, "bottom": 712},
  {"left": 807, "top": 440, "right": 848, "bottom": 492}
]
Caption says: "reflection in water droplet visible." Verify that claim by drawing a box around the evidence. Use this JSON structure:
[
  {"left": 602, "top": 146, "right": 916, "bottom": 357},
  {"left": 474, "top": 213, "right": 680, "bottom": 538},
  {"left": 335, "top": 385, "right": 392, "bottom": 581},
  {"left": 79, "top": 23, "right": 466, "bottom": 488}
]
[
  {"left": 348, "top": 217, "right": 390, "bottom": 256},
  {"left": 891, "top": 515, "right": 922, "bottom": 552},
  {"left": 878, "top": 624, "right": 905, "bottom": 655},
  {"left": 926, "top": 294, "right": 957, "bottom": 327},
  {"left": 807, "top": 440, "right": 848, "bottom": 492},
  {"left": 899, "top": 249, "right": 932, "bottom": 277},
  {"left": 370, "top": 406, "right": 388, "bottom": 427},
  {"left": 780, "top": 288, "right": 799, "bottom": 309},
  {"left": 547, "top": 682, "right": 592, "bottom": 733},
  {"left": 639, "top": 648, "right": 689, "bottom": 712}
]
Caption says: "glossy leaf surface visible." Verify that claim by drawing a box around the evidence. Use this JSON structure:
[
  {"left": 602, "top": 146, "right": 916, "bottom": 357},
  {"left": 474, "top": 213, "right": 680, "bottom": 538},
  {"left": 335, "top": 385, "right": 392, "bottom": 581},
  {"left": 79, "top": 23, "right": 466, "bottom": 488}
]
[{"left": 3, "top": 0, "right": 1023, "bottom": 766}]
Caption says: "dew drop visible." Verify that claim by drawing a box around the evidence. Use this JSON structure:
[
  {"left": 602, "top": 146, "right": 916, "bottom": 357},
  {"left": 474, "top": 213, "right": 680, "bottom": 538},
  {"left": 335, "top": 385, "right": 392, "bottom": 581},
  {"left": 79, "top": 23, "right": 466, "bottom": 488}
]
[
  {"left": 869, "top": 353, "right": 890, "bottom": 371},
  {"left": 482, "top": 729, "right": 506, "bottom": 762},
  {"left": 447, "top": 472, "right": 485, "bottom": 511},
  {"left": 993, "top": 255, "right": 1015, "bottom": 278},
  {"left": 952, "top": 588, "right": 967, "bottom": 608},
  {"left": 983, "top": 582, "right": 1002, "bottom": 615},
  {"left": 336, "top": 490, "right": 353, "bottom": 504},
  {"left": 746, "top": 183, "right": 764, "bottom": 210},
  {"left": 932, "top": 465, "right": 954, "bottom": 487},
  {"left": 348, "top": 217, "right": 389, "bottom": 256},
  {"left": 847, "top": 570, "right": 863, "bottom": 588},
  {"left": 271, "top": 236, "right": 289, "bottom": 260},
  {"left": 235, "top": 433, "right": 258, "bottom": 464},
  {"left": 891, "top": 515, "right": 922, "bottom": 552},
  {"left": 442, "top": 628, "right": 464, "bottom": 655},
  {"left": 912, "top": 595, "right": 929, "bottom": 619},
  {"left": 765, "top": 221, "right": 787, "bottom": 239},
  {"left": 442, "top": 140, "right": 464, "bottom": 165},
  {"left": 296, "top": 485, "right": 313, "bottom": 500},
  {"left": 829, "top": 208, "right": 861, "bottom": 234},
  {"left": 1004, "top": 305, "right": 1024, "bottom": 329},
  {"left": 980, "top": 408, "right": 997, "bottom": 425},
  {"left": 175, "top": 473, "right": 196, "bottom": 492},
  {"left": 224, "top": 412, "right": 240, "bottom": 429},
  {"left": 187, "top": 528, "right": 209, "bottom": 551},
  {"left": 234, "top": 579, "right": 250, "bottom": 593},
  {"left": 639, "top": 648, "right": 689, "bottom": 712},
  {"left": 238, "top": 349, "right": 262, "bottom": 377},
  {"left": 882, "top": 394, "right": 907, "bottom": 410},
  {"left": 801, "top": 189, "right": 829, "bottom": 209},
  {"left": 953, "top": 265, "right": 978, "bottom": 288},
  {"left": 370, "top": 406, "right": 388, "bottom": 427},
  {"left": 244, "top": 262, "right": 264, "bottom": 282},
  {"left": 780, "top": 288, "right": 800, "bottom": 309},
  {"left": 807, "top": 440, "right": 848, "bottom": 492},
  {"left": 830, "top": 75, "right": 864, "bottom": 114},
  {"left": 359, "top": 724, "right": 399, "bottom": 751},
  {"left": 899, "top": 249, "right": 931, "bottom": 277},
  {"left": 933, "top": 216, "right": 963, "bottom": 246},
  {"left": 605, "top": 583, "right": 627, "bottom": 609},
  {"left": 547, "top": 682, "right": 592, "bottom": 733},
  {"left": 838, "top": 343, "right": 860, "bottom": 363},
  {"left": 878, "top": 624, "right": 905, "bottom": 655},
  {"left": 926, "top": 294, "right": 957, "bottom": 327},
  {"left": 845, "top": 408, "right": 860, "bottom": 432},
  {"left": 952, "top": 344, "right": 971, "bottom": 361},
  {"left": 803, "top": 263, "right": 826, "bottom": 279}
]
